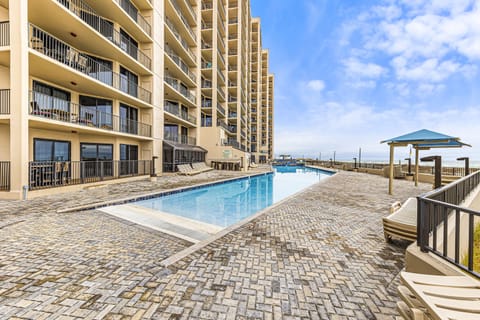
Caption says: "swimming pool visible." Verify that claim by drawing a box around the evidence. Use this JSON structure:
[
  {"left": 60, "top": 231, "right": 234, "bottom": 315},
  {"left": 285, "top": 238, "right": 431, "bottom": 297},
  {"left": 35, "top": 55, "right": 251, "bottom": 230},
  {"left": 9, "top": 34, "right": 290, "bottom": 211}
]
[{"left": 134, "top": 166, "right": 333, "bottom": 227}]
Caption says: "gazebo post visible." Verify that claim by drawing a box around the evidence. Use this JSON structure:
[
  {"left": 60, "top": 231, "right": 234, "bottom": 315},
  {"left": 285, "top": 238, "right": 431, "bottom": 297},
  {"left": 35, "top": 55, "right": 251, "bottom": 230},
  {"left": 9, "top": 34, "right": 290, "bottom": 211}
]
[
  {"left": 389, "top": 143, "right": 394, "bottom": 195},
  {"left": 415, "top": 146, "right": 419, "bottom": 187}
]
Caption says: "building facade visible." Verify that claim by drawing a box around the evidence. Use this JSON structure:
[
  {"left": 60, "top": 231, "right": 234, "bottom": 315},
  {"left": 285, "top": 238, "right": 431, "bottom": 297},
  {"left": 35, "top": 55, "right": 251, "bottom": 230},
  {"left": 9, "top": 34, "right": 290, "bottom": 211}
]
[{"left": 0, "top": 0, "right": 273, "bottom": 199}]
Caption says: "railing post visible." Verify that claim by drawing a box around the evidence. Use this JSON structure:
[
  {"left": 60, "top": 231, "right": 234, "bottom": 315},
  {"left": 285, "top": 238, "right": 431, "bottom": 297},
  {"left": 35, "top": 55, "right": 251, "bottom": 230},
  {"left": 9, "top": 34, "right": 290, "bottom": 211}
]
[{"left": 151, "top": 156, "right": 158, "bottom": 177}]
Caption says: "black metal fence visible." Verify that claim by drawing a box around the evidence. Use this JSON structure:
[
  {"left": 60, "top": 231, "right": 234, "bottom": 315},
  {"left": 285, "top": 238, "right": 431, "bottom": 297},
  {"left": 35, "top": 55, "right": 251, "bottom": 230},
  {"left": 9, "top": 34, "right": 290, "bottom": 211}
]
[
  {"left": 417, "top": 170, "right": 480, "bottom": 278},
  {"left": 0, "top": 21, "right": 9, "bottom": 47},
  {"left": 29, "top": 160, "right": 152, "bottom": 190},
  {"left": 0, "top": 89, "right": 10, "bottom": 115},
  {"left": 0, "top": 162, "right": 10, "bottom": 191}
]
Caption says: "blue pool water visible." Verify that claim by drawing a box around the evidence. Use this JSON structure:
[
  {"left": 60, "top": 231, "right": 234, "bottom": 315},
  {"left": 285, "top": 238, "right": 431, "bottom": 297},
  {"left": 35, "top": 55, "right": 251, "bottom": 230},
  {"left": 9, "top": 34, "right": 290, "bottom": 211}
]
[{"left": 135, "top": 166, "right": 333, "bottom": 227}]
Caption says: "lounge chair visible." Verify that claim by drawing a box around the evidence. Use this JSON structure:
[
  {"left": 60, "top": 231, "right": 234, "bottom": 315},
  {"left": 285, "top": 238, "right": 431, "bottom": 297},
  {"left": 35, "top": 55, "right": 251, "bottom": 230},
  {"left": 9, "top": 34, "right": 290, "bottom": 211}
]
[
  {"left": 177, "top": 164, "right": 193, "bottom": 175},
  {"left": 398, "top": 271, "right": 480, "bottom": 320},
  {"left": 383, "top": 197, "right": 417, "bottom": 242}
]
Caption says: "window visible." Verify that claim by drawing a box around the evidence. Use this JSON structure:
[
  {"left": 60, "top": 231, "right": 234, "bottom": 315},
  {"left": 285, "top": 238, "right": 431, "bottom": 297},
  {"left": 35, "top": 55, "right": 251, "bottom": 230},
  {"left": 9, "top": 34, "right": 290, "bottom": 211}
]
[
  {"left": 164, "top": 125, "right": 178, "bottom": 142},
  {"left": 32, "top": 81, "right": 71, "bottom": 113},
  {"left": 80, "top": 143, "right": 113, "bottom": 178},
  {"left": 120, "top": 144, "right": 139, "bottom": 175},
  {"left": 120, "top": 28, "right": 138, "bottom": 59},
  {"left": 79, "top": 96, "right": 113, "bottom": 129},
  {"left": 87, "top": 56, "right": 113, "bottom": 85},
  {"left": 201, "top": 114, "right": 212, "bottom": 127},
  {"left": 120, "top": 66, "right": 138, "bottom": 97},
  {"left": 120, "top": 103, "right": 138, "bottom": 134},
  {"left": 34, "top": 139, "right": 70, "bottom": 162}
]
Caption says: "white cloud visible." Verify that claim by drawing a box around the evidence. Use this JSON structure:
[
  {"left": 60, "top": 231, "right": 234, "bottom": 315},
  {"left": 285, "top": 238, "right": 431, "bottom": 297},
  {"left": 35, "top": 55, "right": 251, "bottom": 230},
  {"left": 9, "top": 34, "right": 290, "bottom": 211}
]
[
  {"left": 306, "top": 80, "right": 325, "bottom": 91},
  {"left": 347, "top": 80, "right": 377, "bottom": 89},
  {"left": 343, "top": 58, "right": 387, "bottom": 78}
]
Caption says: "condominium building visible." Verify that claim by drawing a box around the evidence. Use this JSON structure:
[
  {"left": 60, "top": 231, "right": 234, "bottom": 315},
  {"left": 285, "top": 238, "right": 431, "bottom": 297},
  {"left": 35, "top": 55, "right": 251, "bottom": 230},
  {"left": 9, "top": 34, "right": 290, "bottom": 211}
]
[{"left": 0, "top": 0, "right": 273, "bottom": 199}]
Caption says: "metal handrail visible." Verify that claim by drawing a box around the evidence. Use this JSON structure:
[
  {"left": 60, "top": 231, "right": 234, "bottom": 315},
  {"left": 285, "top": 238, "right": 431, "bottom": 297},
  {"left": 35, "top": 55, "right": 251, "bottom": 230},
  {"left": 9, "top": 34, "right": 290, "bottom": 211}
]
[
  {"left": 169, "top": 0, "right": 196, "bottom": 42},
  {"left": 0, "top": 21, "right": 9, "bottom": 46},
  {"left": 30, "top": 91, "right": 152, "bottom": 137},
  {"left": 417, "top": 170, "right": 480, "bottom": 278},
  {"left": 164, "top": 134, "right": 196, "bottom": 145},
  {"left": 165, "top": 44, "right": 196, "bottom": 82},
  {"left": 0, "top": 161, "right": 9, "bottom": 191},
  {"left": 217, "top": 103, "right": 225, "bottom": 116},
  {"left": 29, "top": 25, "right": 152, "bottom": 104},
  {"left": 164, "top": 74, "right": 196, "bottom": 103},
  {"left": 115, "top": 0, "right": 152, "bottom": 36},
  {"left": 165, "top": 16, "right": 196, "bottom": 61},
  {"left": 0, "top": 89, "right": 10, "bottom": 115},
  {"left": 164, "top": 100, "right": 197, "bottom": 125},
  {"left": 57, "top": 0, "right": 151, "bottom": 70}
]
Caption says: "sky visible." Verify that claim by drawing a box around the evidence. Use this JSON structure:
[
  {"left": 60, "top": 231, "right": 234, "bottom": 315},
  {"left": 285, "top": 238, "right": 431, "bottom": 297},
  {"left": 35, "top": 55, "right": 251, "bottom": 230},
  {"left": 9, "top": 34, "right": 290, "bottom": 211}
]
[{"left": 250, "top": 0, "right": 480, "bottom": 162}]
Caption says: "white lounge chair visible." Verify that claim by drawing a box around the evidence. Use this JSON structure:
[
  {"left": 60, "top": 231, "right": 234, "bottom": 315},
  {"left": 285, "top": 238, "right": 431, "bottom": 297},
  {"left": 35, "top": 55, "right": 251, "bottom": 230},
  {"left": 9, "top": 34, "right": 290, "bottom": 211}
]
[
  {"left": 398, "top": 271, "right": 480, "bottom": 320},
  {"left": 383, "top": 197, "right": 417, "bottom": 242}
]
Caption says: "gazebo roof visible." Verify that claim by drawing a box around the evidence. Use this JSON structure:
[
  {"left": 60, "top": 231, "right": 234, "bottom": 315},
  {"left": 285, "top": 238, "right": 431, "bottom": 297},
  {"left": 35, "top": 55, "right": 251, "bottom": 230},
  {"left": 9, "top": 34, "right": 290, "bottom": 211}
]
[
  {"left": 381, "top": 129, "right": 459, "bottom": 145},
  {"left": 415, "top": 140, "right": 472, "bottom": 149}
]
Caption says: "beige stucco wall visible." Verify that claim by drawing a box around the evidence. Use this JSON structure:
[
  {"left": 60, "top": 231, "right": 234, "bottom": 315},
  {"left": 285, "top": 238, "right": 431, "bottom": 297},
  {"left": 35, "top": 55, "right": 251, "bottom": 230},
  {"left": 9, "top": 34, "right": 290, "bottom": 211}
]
[
  {"left": 0, "top": 124, "right": 9, "bottom": 160},
  {"left": 0, "top": 5, "right": 8, "bottom": 21},
  {"left": 0, "top": 66, "right": 9, "bottom": 88}
]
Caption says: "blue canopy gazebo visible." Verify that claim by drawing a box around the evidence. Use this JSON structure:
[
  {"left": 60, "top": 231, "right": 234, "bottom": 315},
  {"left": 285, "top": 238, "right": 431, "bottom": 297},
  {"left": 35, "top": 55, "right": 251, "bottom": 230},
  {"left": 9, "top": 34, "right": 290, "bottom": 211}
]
[{"left": 381, "top": 129, "right": 471, "bottom": 195}]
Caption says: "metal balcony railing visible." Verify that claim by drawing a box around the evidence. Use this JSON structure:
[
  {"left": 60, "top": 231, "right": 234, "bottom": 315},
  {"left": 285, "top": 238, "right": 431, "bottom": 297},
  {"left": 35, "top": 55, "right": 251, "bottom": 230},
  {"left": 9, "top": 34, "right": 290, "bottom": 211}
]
[
  {"left": 29, "top": 25, "right": 152, "bottom": 104},
  {"left": 201, "top": 98, "right": 212, "bottom": 108},
  {"left": 217, "top": 86, "right": 226, "bottom": 99},
  {"left": 222, "top": 139, "right": 240, "bottom": 149},
  {"left": 216, "top": 119, "right": 231, "bottom": 132},
  {"left": 217, "top": 103, "right": 225, "bottom": 116},
  {"left": 165, "top": 44, "right": 196, "bottom": 82},
  {"left": 0, "top": 162, "right": 9, "bottom": 191},
  {"left": 169, "top": 0, "right": 196, "bottom": 42},
  {"left": 202, "top": 2, "right": 213, "bottom": 10},
  {"left": 0, "top": 89, "right": 10, "bottom": 115},
  {"left": 165, "top": 16, "right": 196, "bottom": 62},
  {"left": 30, "top": 91, "right": 152, "bottom": 137},
  {"left": 164, "top": 101, "right": 197, "bottom": 125},
  {"left": 201, "top": 79, "right": 212, "bottom": 88},
  {"left": 29, "top": 160, "right": 152, "bottom": 190},
  {"left": 164, "top": 75, "right": 196, "bottom": 104},
  {"left": 115, "top": 0, "right": 152, "bottom": 36},
  {"left": 201, "top": 21, "right": 213, "bottom": 29},
  {"left": 417, "top": 170, "right": 480, "bottom": 278},
  {"left": 0, "top": 21, "right": 9, "bottom": 46},
  {"left": 57, "top": 0, "right": 151, "bottom": 70},
  {"left": 164, "top": 134, "right": 196, "bottom": 145}
]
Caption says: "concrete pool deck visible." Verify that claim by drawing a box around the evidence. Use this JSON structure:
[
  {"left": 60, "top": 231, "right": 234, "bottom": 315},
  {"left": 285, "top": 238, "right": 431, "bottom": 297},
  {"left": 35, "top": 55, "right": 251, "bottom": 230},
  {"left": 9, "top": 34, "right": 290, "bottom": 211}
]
[{"left": 0, "top": 169, "right": 431, "bottom": 319}]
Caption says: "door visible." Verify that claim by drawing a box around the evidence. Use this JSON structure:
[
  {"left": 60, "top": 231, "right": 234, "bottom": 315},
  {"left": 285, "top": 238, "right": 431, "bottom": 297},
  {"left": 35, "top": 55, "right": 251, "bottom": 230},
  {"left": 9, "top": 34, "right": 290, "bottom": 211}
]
[{"left": 80, "top": 143, "right": 113, "bottom": 180}]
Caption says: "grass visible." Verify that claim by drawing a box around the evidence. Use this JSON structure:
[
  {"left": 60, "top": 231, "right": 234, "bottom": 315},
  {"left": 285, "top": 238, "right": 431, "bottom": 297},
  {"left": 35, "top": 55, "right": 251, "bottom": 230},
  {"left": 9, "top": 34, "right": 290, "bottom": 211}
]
[{"left": 462, "top": 222, "right": 480, "bottom": 272}]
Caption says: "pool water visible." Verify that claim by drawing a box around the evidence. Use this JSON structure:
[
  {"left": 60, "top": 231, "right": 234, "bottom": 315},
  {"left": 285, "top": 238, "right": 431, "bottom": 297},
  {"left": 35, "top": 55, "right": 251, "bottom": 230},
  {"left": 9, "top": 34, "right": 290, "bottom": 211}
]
[{"left": 135, "top": 166, "right": 333, "bottom": 227}]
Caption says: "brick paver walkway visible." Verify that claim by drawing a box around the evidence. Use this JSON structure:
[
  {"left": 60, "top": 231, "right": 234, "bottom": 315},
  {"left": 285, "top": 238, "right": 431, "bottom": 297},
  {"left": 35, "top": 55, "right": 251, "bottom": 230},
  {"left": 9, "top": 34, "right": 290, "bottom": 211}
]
[{"left": 0, "top": 170, "right": 430, "bottom": 319}]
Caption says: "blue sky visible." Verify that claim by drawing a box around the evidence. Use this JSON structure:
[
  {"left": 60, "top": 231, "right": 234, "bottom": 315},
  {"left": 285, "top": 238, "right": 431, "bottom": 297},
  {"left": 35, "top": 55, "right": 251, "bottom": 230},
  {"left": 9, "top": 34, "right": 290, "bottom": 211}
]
[{"left": 251, "top": 0, "right": 480, "bottom": 162}]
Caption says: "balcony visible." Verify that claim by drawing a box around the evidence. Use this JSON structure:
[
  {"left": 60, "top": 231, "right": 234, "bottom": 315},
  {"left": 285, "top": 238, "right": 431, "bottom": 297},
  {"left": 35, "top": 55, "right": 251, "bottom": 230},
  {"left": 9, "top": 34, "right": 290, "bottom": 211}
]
[
  {"left": 201, "top": 98, "right": 212, "bottom": 108},
  {"left": 164, "top": 101, "right": 197, "bottom": 126},
  {"left": 164, "top": 75, "right": 196, "bottom": 104},
  {"left": 165, "top": 16, "right": 196, "bottom": 62},
  {"left": 165, "top": 44, "right": 196, "bottom": 83},
  {"left": 201, "top": 21, "right": 213, "bottom": 30},
  {"left": 29, "top": 160, "right": 152, "bottom": 190},
  {"left": 164, "top": 133, "right": 196, "bottom": 146},
  {"left": 30, "top": 91, "right": 152, "bottom": 137},
  {"left": 115, "top": 0, "right": 152, "bottom": 36},
  {"left": 168, "top": 0, "right": 196, "bottom": 43},
  {"left": 222, "top": 139, "right": 240, "bottom": 149},
  {"left": 29, "top": 25, "right": 152, "bottom": 104},
  {"left": 0, "top": 162, "right": 9, "bottom": 192},
  {"left": 202, "top": 2, "right": 213, "bottom": 10},
  {"left": 217, "top": 103, "right": 225, "bottom": 116},
  {"left": 0, "top": 89, "right": 10, "bottom": 115},
  {"left": 201, "top": 79, "right": 212, "bottom": 89},
  {"left": 0, "top": 21, "right": 9, "bottom": 47},
  {"left": 216, "top": 119, "right": 231, "bottom": 133},
  {"left": 57, "top": 0, "right": 151, "bottom": 70}
]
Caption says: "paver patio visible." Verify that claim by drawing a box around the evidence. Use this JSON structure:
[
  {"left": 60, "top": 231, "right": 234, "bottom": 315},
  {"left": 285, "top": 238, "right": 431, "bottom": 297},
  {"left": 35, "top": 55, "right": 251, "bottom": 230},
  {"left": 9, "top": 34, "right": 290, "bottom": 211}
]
[{"left": 0, "top": 170, "right": 430, "bottom": 319}]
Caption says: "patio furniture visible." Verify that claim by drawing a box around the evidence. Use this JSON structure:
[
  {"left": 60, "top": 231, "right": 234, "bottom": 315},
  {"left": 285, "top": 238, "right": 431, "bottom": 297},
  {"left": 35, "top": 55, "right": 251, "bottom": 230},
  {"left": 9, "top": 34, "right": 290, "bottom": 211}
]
[
  {"left": 383, "top": 197, "right": 417, "bottom": 242},
  {"left": 397, "top": 271, "right": 480, "bottom": 320},
  {"left": 177, "top": 164, "right": 194, "bottom": 175}
]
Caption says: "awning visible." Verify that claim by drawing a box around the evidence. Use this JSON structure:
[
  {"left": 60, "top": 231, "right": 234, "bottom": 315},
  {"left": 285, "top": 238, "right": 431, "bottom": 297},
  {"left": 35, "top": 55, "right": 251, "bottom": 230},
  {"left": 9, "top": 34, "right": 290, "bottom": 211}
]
[{"left": 163, "top": 140, "right": 207, "bottom": 153}]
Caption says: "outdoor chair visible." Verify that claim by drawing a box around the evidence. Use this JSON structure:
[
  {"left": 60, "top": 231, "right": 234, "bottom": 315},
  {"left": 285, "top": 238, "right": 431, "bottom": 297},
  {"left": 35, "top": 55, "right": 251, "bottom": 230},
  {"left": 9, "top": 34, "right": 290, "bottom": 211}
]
[
  {"left": 397, "top": 271, "right": 480, "bottom": 320},
  {"left": 383, "top": 197, "right": 417, "bottom": 242}
]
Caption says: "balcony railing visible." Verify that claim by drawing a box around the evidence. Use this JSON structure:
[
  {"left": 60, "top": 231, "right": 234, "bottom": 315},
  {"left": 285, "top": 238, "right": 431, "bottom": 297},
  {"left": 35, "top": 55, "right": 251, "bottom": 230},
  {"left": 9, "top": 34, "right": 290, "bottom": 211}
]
[
  {"left": 30, "top": 91, "right": 152, "bottom": 137},
  {"left": 169, "top": 0, "right": 196, "bottom": 42},
  {"left": 165, "top": 16, "right": 196, "bottom": 61},
  {"left": 115, "top": 0, "right": 152, "bottom": 36},
  {"left": 228, "top": 112, "right": 237, "bottom": 118},
  {"left": 216, "top": 119, "right": 231, "bottom": 132},
  {"left": 29, "top": 25, "right": 152, "bottom": 104},
  {"left": 0, "top": 21, "right": 9, "bottom": 46},
  {"left": 202, "top": 2, "right": 213, "bottom": 10},
  {"left": 201, "top": 79, "right": 212, "bottom": 88},
  {"left": 217, "top": 86, "right": 226, "bottom": 100},
  {"left": 201, "top": 60, "right": 212, "bottom": 69},
  {"left": 217, "top": 68, "right": 226, "bottom": 83},
  {"left": 165, "top": 44, "right": 196, "bottom": 82},
  {"left": 0, "top": 89, "right": 10, "bottom": 115},
  {"left": 164, "top": 134, "right": 196, "bottom": 145},
  {"left": 201, "top": 21, "right": 213, "bottom": 30},
  {"left": 0, "top": 162, "right": 10, "bottom": 191},
  {"left": 222, "top": 139, "right": 240, "bottom": 149},
  {"left": 57, "top": 0, "right": 151, "bottom": 70},
  {"left": 164, "top": 74, "right": 196, "bottom": 104},
  {"left": 164, "top": 101, "right": 197, "bottom": 125},
  {"left": 217, "top": 103, "right": 225, "bottom": 116},
  {"left": 29, "top": 160, "right": 152, "bottom": 190},
  {"left": 201, "top": 98, "right": 212, "bottom": 108},
  {"left": 417, "top": 170, "right": 480, "bottom": 278}
]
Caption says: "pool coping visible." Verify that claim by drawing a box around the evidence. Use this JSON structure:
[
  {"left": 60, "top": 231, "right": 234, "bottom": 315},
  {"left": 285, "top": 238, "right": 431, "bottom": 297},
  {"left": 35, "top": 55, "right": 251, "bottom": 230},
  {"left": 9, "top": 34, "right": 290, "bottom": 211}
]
[
  {"left": 159, "top": 167, "right": 336, "bottom": 267},
  {"left": 57, "top": 171, "right": 274, "bottom": 214}
]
